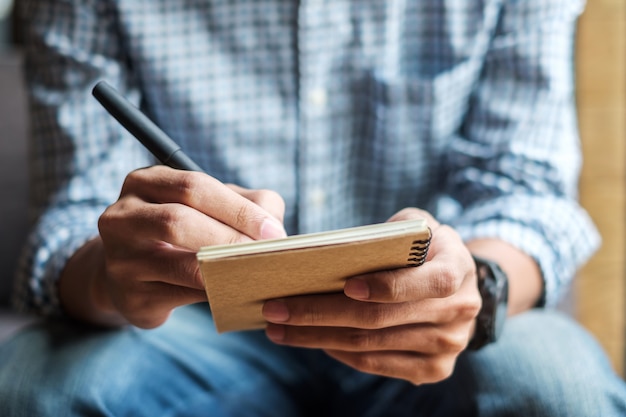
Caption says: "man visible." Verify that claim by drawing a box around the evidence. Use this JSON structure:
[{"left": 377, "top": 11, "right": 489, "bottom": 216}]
[{"left": 1, "top": 0, "right": 625, "bottom": 415}]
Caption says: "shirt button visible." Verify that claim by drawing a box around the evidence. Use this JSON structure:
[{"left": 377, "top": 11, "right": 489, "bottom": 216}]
[
  {"left": 308, "top": 88, "right": 327, "bottom": 108},
  {"left": 310, "top": 187, "right": 327, "bottom": 208}
]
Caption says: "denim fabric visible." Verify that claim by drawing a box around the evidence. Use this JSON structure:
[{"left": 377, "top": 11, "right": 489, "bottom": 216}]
[{"left": 1, "top": 307, "right": 624, "bottom": 416}]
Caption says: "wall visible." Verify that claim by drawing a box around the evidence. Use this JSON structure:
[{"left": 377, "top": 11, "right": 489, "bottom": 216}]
[{"left": 576, "top": 0, "right": 626, "bottom": 376}]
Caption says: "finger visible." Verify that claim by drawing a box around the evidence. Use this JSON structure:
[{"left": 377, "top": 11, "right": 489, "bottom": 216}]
[
  {"left": 99, "top": 196, "right": 254, "bottom": 252},
  {"left": 107, "top": 245, "right": 206, "bottom": 290},
  {"left": 345, "top": 225, "right": 475, "bottom": 302},
  {"left": 266, "top": 322, "right": 471, "bottom": 355},
  {"left": 120, "top": 166, "right": 287, "bottom": 240},
  {"left": 324, "top": 349, "right": 457, "bottom": 385},
  {"left": 226, "top": 184, "right": 286, "bottom": 223},
  {"left": 114, "top": 282, "right": 207, "bottom": 329},
  {"left": 387, "top": 207, "right": 440, "bottom": 231},
  {"left": 262, "top": 292, "right": 478, "bottom": 330}
]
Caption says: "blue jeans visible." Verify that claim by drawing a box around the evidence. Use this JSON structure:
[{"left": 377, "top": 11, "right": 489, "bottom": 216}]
[{"left": 0, "top": 306, "right": 625, "bottom": 416}]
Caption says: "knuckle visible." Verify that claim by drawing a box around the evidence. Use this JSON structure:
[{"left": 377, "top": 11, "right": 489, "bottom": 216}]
[
  {"left": 298, "top": 304, "right": 325, "bottom": 326},
  {"left": 191, "top": 263, "right": 204, "bottom": 286},
  {"left": 120, "top": 169, "right": 145, "bottom": 194},
  {"left": 98, "top": 205, "right": 127, "bottom": 240},
  {"left": 382, "top": 270, "right": 407, "bottom": 301},
  {"left": 97, "top": 210, "right": 114, "bottom": 235},
  {"left": 153, "top": 206, "right": 185, "bottom": 241},
  {"left": 174, "top": 171, "right": 202, "bottom": 202},
  {"left": 98, "top": 196, "right": 143, "bottom": 239},
  {"left": 346, "top": 330, "right": 375, "bottom": 350},
  {"left": 363, "top": 305, "right": 391, "bottom": 329},
  {"left": 461, "top": 297, "right": 482, "bottom": 320},
  {"left": 351, "top": 353, "right": 383, "bottom": 375},
  {"left": 157, "top": 204, "right": 189, "bottom": 237},
  {"left": 453, "top": 286, "right": 483, "bottom": 321},
  {"left": 234, "top": 204, "right": 254, "bottom": 229},
  {"left": 432, "top": 264, "right": 459, "bottom": 298},
  {"left": 422, "top": 357, "right": 456, "bottom": 384},
  {"left": 98, "top": 202, "right": 122, "bottom": 225},
  {"left": 435, "top": 331, "right": 467, "bottom": 354}
]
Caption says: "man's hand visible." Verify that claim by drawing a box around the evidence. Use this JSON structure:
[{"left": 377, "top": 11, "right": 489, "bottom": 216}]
[
  {"left": 59, "top": 165, "right": 287, "bottom": 328},
  {"left": 262, "top": 208, "right": 481, "bottom": 385}
]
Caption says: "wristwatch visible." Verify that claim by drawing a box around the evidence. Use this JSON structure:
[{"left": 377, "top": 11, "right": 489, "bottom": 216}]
[{"left": 467, "top": 255, "right": 509, "bottom": 351}]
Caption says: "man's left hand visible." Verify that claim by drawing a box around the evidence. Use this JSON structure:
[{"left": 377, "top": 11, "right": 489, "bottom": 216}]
[{"left": 262, "top": 208, "right": 482, "bottom": 385}]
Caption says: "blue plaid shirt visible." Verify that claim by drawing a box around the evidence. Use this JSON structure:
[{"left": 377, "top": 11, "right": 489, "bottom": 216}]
[{"left": 15, "top": 0, "right": 598, "bottom": 315}]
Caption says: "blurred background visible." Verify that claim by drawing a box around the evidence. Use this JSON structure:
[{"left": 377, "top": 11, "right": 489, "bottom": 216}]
[
  {"left": 0, "top": 0, "right": 17, "bottom": 49},
  {"left": 575, "top": 0, "right": 625, "bottom": 378},
  {"left": 0, "top": 0, "right": 30, "bottom": 340},
  {"left": 0, "top": 0, "right": 624, "bottom": 377}
]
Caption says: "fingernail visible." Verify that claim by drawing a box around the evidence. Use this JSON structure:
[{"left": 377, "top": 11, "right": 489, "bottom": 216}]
[
  {"left": 265, "top": 324, "right": 285, "bottom": 342},
  {"left": 263, "top": 301, "right": 290, "bottom": 322},
  {"left": 344, "top": 279, "right": 370, "bottom": 300},
  {"left": 260, "top": 218, "right": 287, "bottom": 240}
]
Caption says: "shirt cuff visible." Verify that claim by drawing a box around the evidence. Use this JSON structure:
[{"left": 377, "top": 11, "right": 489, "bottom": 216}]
[
  {"left": 445, "top": 196, "right": 600, "bottom": 307},
  {"left": 12, "top": 207, "right": 102, "bottom": 317}
]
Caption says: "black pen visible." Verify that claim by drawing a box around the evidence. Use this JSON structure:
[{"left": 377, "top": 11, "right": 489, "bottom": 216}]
[{"left": 92, "top": 80, "right": 204, "bottom": 172}]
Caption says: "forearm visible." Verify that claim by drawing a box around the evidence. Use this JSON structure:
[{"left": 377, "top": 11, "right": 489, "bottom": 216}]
[
  {"left": 58, "top": 237, "right": 128, "bottom": 327},
  {"left": 466, "top": 238, "right": 543, "bottom": 316}
]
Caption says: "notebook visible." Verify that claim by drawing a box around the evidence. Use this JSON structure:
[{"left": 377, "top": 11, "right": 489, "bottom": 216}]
[{"left": 197, "top": 218, "right": 431, "bottom": 332}]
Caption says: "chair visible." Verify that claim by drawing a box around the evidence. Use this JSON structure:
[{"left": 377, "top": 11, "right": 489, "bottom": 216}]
[{"left": 0, "top": 49, "right": 36, "bottom": 341}]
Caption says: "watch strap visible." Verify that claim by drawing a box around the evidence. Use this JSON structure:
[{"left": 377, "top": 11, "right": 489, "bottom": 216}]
[{"left": 467, "top": 255, "right": 509, "bottom": 351}]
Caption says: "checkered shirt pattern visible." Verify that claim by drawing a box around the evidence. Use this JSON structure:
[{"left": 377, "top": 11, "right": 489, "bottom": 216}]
[{"left": 14, "top": 0, "right": 597, "bottom": 315}]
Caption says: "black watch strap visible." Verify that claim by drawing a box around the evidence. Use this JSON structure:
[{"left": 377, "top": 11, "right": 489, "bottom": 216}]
[{"left": 467, "top": 255, "right": 509, "bottom": 351}]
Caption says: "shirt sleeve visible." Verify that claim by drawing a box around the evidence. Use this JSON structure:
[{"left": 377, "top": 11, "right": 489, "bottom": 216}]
[
  {"left": 13, "top": 0, "right": 152, "bottom": 316},
  {"left": 442, "top": 0, "right": 598, "bottom": 306}
]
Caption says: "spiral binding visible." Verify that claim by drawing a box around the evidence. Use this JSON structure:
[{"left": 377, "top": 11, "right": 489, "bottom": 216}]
[{"left": 406, "top": 238, "right": 430, "bottom": 267}]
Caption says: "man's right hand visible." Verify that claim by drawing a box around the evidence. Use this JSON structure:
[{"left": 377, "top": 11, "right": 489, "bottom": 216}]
[{"left": 58, "top": 165, "right": 287, "bottom": 328}]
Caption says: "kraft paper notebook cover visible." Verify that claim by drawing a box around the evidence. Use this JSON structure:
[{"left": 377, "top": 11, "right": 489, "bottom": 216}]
[{"left": 197, "top": 219, "right": 431, "bottom": 333}]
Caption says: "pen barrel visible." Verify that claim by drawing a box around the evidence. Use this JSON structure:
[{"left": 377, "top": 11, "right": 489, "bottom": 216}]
[
  {"left": 165, "top": 149, "right": 204, "bottom": 172},
  {"left": 92, "top": 81, "right": 203, "bottom": 172}
]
